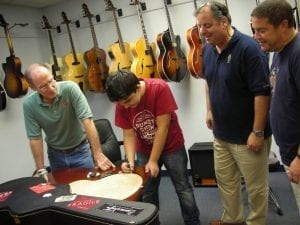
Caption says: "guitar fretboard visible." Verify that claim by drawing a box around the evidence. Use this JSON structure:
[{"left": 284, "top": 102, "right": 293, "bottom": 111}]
[
  {"left": 136, "top": 3, "right": 151, "bottom": 51},
  {"left": 111, "top": 7, "right": 125, "bottom": 53},
  {"left": 62, "top": 12, "right": 79, "bottom": 64},
  {"left": 163, "top": 0, "right": 176, "bottom": 45}
]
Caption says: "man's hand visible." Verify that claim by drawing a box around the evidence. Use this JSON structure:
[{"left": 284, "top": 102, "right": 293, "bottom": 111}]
[
  {"left": 145, "top": 160, "right": 159, "bottom": 177},
  {"left": 247, "top": 132, "right": 264, "bottom": 152},
  {"left": 206, "top": 110, "right": 214, "bottom": 130},
  {"left": 288, "top": 157, "right": 300, "bottom": 184},
  {"left": 121, "top": 161, "right": 134, "bottom": 173},
  {"left": 94, "top": 153, "right": 115, "bottom": 170}
]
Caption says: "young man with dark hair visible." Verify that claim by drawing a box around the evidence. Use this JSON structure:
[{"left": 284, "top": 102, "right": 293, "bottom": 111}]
[{"left": 106, "top": 70, "right": 200, "bottom": 225}]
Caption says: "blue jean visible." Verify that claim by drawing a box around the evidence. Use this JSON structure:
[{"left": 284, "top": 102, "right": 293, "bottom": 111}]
[
  {"left": 137, "top": 146, "right": 200, "bottom": 225},
  {"left": 48, "top": 139, "right": 95, "bottom": 171}
]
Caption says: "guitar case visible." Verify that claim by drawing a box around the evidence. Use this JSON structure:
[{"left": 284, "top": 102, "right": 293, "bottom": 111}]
[{"left": 0, "top": 177, "right": 159, "bottom": 225}]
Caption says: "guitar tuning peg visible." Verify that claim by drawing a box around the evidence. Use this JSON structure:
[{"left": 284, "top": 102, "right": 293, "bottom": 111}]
[
  {"left": 56, "top": 25, "right": 61, "bottom": 33},
  {"left": 167, "top": 0, "right": 172, "bottom": 5},
  {"left": 141, "top": 2, "right": 147, "bottom": 11},
  {"left": 95, "top": 14, "right": 101, "bottom": 22},
  {"left": 117, "top": 9, "right": 123, "bottom": 17},
  {"left": 75, "top": 20, "right": 80, "bottom": 28}
]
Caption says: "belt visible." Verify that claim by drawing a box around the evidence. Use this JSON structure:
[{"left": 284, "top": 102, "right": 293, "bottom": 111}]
[{"left": 49, "top": 139, "right": 87, "bottom": 154}]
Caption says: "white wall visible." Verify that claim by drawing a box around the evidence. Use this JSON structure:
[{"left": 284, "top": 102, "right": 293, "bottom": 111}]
[{"left": 0, "top": 0, "right": 285, "bottom": 184}]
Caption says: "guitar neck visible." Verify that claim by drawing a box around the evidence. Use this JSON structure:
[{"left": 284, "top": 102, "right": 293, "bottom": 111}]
[
  {"left": 65, "top": 21, "right": 79, "bottom": 64},
  {"left": 87, "top": 16, "right": 99, "bottom": 49},
  {"left": 4, "top": 26, "right": 16, "bottom": 57},
  {"left": 136, "top": 3, "right": 151, "bottom": 51},
  {"left": 163, "top": 0, "right": 176, "bottom": 44},
  {"left": 47, "top": 29, "right": 59, "bottom": 67},
  {"left": 112, "top": 8, "right": 125, "bottom": 53},
  {"left": 193, "top": 0, "right": 198, "bottom": 10}
]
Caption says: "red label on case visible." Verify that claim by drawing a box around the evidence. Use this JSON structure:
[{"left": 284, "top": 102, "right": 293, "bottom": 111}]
[
  {"left": 0, "top": 191, "right": 12, "bottom": 202},
  {"left": 29, "top": 183, "right": 56, "bottom": 194},
  {"left": 68, "top": 196, "right": 100, "bottom": 211}
]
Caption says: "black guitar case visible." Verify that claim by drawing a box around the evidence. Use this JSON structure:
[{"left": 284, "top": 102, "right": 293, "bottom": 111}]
[{"left": 0, "top": 177, "right": 159, "bottom": 225}]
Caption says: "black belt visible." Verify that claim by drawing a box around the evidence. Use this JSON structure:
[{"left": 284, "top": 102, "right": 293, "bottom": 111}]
[{"left": 49, "top": 139, "right": 87, "bottom": 154}]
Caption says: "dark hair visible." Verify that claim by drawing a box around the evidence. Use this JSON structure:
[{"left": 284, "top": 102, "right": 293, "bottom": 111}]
[
  {"left": 105, "top": 70, "right": 140, "bottom": 102},
  {"left": 194, "top": 1, "right": 232, "bottom": 24},
  {"left": 251, "top": 0, "right": 295, "bottom": 28}
]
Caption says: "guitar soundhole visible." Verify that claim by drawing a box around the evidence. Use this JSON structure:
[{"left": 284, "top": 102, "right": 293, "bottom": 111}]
[
  {"left": 72, "top": 62, "right": 80, "bottom": 65},
  {"left": 108, "top": 51, "right": 115, "bottom": 59},
  {"left": 145, "top": 49, "right": 151, "bottom": 55},
  {"left": 78, "top": 82, "right": 83, "bottom": 92}
]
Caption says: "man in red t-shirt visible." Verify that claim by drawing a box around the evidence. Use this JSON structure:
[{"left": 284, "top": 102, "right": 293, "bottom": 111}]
[{"left": 106, "top": 70, "right": 200, "bottom": 225}]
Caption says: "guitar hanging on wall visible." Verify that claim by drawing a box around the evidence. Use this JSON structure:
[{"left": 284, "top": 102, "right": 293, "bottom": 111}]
[
  {"left": 104, "top": 0, "right": 132, "bottom": 74},
  {"left": 129, "top": 0, "right": 159, "bottom": 79},
  {"left": 0, "top": 82, "right": 7, "bottom": 111},
  {"left": 41, "top": 16, "right": 64, "bottom": 81},
  {"left": 82, "top": 3, "right": 108, "bottom": 93},
  {"left": 157, "top": 0, "right": 188, "bottom": 82},
  {"left": 186, "top": 0, "right": 203, "bottom": 79},
  {"left": 61, "top": 11, "right": 87, "bottom": 92},
  {"left": 0, "top": 14, "right": 28, "bottom": 98}
]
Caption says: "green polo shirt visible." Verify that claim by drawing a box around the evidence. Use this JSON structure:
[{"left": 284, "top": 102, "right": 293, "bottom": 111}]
[{"left": 23, "top": 81, "right": 92, "bottom": 150}]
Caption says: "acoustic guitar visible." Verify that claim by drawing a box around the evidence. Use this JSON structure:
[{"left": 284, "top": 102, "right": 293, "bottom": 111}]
[
  {"left": 61, "top": 11, "right": 87, "bottom": 92},
  {"left": 82, "top": 3, "right": 108, "bottom": 93},
  {"left": 42, "top": 16, "right": 64, "bottom": 81},
  {"left": 0, "top": 82, "right": 7, "bottom": 111},
  {"left": 185, "top": 0, "right": 203, "bottom": 79},
  {"left": 129, "top": 0, "right": 160, "bottom": 79},
  {"left": 0, "top": 14, "right": 28, "bottom": 98},
  {"left": 157, "top": 0, "right": 188, "bottom": 82},
  {"left": 104, "top": 0, "right": 132, "bottom": 74}
]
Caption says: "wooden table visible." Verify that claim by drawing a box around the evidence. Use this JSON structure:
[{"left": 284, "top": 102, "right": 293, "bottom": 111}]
[{"left": 48, "top": 166, "right": 149, "bottom": 201}]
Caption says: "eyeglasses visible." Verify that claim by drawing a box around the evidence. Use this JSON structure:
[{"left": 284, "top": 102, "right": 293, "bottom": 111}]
[{"left": 37, "top": 77, "right": 55, "bottom": 91}]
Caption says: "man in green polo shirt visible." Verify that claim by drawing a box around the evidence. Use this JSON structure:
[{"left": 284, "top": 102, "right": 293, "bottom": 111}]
[{"left": 23, "top": 63, "right": 114, "bottom": 173}]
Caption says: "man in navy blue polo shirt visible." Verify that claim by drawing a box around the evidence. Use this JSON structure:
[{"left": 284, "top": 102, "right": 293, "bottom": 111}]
[
  {"left": 195, "top": 2, "right": 272, "bottom": 225},
  {"left": 251, "top": 0, "right": 300, "bottom": 211}
]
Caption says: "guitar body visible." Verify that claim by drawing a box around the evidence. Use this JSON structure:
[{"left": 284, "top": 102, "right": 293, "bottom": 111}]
[
  {"left": 0, "top": 82, "right": 7, "bottom": 111},
  {"left": 2, "top": 56, "right": 28, "bottom": 98},
  {"left": 186, "top": 25, "right": 203, "bottom": 78},
  {"left": 84, "top": 47, "right": 108, "bottom": 93},
  {"left": 156, "top": 30, "right": 187, "bottom": 82},
  {"left": 130, "top": 38, "right": 159, "bottom": 79},
  {"left": 62, "top": 53, "right": 87, "bottom": 92},
  {"left": 108, "top": 41, "right": 132, "bottom": 74}
]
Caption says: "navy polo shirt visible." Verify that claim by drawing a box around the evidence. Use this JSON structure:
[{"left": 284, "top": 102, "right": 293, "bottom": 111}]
[
  {"left": 203, "top": 28, "right": 271, "bottom": 144},
  {"left": 270, "top": 33, "right": 300, "bottom": 165}
]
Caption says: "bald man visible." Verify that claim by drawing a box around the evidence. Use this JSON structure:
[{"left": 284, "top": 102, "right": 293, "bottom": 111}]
[{"left": 23, "top": 63, "right": 114, "bottom": 173}]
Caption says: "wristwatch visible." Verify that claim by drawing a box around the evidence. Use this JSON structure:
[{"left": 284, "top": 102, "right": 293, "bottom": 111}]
[{"left": 252, "top": 130, "right": 264, "bottom": 137}]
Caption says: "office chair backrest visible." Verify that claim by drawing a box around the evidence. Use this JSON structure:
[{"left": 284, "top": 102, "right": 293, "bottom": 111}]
[{"left": 94, "top": 118, "right": 122, "bottom": 163}]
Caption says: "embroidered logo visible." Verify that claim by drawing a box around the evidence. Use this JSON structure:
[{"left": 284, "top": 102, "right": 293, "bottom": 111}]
[{"left": 226, "top": 54, "right": 232, "bottom": 63}]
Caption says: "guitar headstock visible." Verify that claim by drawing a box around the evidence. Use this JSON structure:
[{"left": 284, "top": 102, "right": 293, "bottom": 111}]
[
  {"left": 61, "top": 11, "right": 71, "bottom": 24},
  {"left": 82, "top": 3, "right": 93, "bottom": 18},
  {"left": 0, "top": 14, "right": 9, "bottom": 28},
  {"left": 129, "top": 0, "right": 139, "bottom": 6},
  {"left": 104, "top": 0, "right": 116, "bottom": 11},
  {"left": 130, "top": 0, "right": 146, "bottom": 11},
  {"left": 41, "top": 16, "right": 52, "bottom": 29}
]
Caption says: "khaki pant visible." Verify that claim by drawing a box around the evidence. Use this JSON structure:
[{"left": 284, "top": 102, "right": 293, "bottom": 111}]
[
  {"left": 214, "top": 137, "right": 271, "bottom": 225},
  {"left": 284, "top": 165, "right": 300, "bottom": 212}
]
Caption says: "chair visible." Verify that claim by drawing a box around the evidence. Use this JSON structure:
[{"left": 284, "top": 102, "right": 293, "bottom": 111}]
[{"left": 94, "top": 118, "right": 123, "bottom": 165}]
